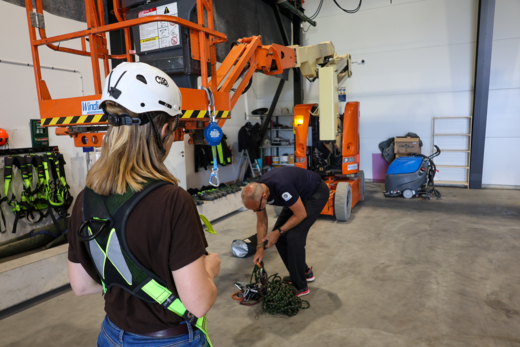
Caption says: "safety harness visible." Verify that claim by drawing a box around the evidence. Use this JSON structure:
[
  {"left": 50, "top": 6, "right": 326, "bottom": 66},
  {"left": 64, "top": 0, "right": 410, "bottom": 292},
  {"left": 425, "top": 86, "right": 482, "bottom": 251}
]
[
  {"left": 42, "top": 152, "right": 73, "bottom": 218},
  {"left": 1, "top": 153, "right": 72, "bottom": 233},
  {"left": 2, "top": 156, "right": 46, "bottom": 233},
  {"left": 78, "top": 180, "right": 212, "bottom": 346}
]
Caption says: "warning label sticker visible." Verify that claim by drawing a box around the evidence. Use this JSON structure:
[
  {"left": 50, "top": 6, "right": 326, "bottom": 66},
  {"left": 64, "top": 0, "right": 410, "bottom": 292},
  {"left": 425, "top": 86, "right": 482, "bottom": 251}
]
[{"left": 138, "top": 2, "right": 179, "bottom": 52}]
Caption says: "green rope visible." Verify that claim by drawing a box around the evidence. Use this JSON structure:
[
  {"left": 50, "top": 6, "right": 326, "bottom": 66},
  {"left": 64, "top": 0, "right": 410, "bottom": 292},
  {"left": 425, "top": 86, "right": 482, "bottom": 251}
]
[{"left": 249, "top": 264, "right": 310, "bottom": 316}]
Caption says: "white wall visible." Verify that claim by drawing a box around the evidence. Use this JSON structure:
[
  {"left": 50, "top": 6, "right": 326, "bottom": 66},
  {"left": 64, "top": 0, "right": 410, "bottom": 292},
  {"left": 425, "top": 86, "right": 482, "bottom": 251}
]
[
  {"left": 0, "top": 1, "right": 96, "bottom": 241},
  {"left": 303, "top": 0, "right": 479, "bottom": 183},
  {"left": 251, "top": 0, "right": 519, "bottom": 187},
  {"left": 482, "top": 0, "right": 520, "bottom": 186}
]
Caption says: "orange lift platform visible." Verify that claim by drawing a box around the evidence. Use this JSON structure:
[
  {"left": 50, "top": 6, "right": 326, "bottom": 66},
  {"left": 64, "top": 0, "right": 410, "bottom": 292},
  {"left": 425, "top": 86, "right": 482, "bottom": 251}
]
[{"left": 23, "top": 0, "right": 296, "bottom": 147}]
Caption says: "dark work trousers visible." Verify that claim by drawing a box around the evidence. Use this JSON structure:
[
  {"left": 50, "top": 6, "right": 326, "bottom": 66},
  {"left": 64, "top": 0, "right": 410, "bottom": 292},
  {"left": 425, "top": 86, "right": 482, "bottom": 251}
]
[{"left": 273, "top": 181, "right": 329, "bottom": 290}]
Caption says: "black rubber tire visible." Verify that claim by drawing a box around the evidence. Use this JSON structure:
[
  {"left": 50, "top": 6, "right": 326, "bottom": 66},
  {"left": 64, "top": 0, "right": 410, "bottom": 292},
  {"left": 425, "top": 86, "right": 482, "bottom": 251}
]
[
  {"left": 356, "top": 170, "right": 365, "bottom": 202},
  {"left": 334, "top": 182, "right": 352, "bottom": 222}
]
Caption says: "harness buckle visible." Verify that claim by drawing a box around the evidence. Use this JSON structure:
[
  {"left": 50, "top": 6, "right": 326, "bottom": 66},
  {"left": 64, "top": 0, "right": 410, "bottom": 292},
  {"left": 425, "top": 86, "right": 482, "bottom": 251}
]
[
  {"left": 161, "top": 294, "right": 176, "bottom": 309},
  {"left": 182, "top": 311, "right": 199, "bottom": 325}
]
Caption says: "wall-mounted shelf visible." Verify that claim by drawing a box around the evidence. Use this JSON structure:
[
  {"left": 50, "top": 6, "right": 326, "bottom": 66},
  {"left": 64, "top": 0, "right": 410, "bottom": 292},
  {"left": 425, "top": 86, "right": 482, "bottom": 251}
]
[
  {"left": 263, "top": 146, "right": 294, "bottom": 148},
  {"left": 0, "top": 146, "right": 59, "bottom": 156},
  {"left": 246, "top": 114, "right": 294, "bottom": 118}
]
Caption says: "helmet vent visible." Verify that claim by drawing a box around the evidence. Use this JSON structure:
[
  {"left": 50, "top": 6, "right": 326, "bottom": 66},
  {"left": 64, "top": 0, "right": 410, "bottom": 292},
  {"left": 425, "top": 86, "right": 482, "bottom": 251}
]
[
  {"left": 141, "top": 103, "right": 145, "bottom": 107},
  {"left": 159, "top": 100, "right": 172, "bottom": 109},
  {"left": 136, "top": 74, "right": 147, "bottom": 84}
]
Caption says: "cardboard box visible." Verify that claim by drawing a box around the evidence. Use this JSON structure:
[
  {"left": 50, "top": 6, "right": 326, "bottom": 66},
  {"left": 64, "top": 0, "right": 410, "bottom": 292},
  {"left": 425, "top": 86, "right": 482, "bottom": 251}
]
[
  {"left": 394, "top": 136, "right": 420, "bottom": 154},
  {"left": 395, "top": 153, "right": 413, "bottom": 159},
  {"left": 288, "top": 154, "right": 295, "bottom": 164}
]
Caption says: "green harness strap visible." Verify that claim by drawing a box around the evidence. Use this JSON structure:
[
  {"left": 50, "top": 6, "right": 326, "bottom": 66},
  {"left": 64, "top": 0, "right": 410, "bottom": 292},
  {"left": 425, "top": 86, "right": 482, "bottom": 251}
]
[
  {"left": 216, "top": 142, "right": 225, "bottom": 166},
  {"left": 141, "top": 280, "right": 211, "bottom": 346},
  {"left": 25, "top": 155, "right": 49, "bottom": 210}
]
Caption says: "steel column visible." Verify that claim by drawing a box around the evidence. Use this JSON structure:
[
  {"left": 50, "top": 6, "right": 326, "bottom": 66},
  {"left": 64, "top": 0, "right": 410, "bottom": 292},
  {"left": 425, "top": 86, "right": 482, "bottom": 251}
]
[{"left": 469, "top": 0, "right": 495, "bottom": 189}]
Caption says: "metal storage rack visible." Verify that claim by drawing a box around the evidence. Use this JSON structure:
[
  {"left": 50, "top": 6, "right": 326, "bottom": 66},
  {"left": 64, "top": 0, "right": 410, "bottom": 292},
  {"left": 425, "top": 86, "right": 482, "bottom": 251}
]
[
  {"left": 432, "top": 116, "right": 472, "bottom": 188},
  {"left": 246, "top": 113, "right": 295, "bottom": 169}
]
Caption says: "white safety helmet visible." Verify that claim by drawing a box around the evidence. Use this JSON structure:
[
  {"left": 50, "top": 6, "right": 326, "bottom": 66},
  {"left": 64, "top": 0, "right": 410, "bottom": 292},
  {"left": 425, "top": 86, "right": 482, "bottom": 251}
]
[{"left": 100, "top": 62, "right": 182, "bottom": 117}]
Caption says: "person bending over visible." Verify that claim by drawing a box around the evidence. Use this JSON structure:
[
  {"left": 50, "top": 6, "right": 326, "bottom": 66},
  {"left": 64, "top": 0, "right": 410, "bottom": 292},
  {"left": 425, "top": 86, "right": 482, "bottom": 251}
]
[{"left": 241, "top": 166, "right": 329, "bottom": 297}]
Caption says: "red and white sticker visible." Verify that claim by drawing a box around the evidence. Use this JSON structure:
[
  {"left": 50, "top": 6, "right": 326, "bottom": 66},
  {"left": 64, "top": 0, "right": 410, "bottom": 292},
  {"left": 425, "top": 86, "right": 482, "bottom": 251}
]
[{"left": 138, "top": 2, "right": 180, "bottom": 52}]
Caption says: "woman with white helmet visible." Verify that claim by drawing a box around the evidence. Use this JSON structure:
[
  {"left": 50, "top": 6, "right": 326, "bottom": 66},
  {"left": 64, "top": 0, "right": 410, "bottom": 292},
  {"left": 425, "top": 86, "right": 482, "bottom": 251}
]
[{"left": 67, "top": 62, "right": 220, "bottom": 347}]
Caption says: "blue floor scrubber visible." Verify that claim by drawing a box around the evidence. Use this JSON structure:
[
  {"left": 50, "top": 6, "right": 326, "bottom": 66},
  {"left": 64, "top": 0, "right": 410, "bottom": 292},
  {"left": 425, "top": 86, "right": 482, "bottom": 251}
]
[{"left": 384, "top": 146, "right": 441, "bottom": 199}]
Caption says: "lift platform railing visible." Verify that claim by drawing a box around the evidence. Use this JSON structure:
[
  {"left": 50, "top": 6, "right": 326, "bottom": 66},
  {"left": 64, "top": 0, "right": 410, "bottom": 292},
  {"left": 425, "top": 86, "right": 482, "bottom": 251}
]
[{"left": 24, "top": 0, "right": 296, "bottom": 147}]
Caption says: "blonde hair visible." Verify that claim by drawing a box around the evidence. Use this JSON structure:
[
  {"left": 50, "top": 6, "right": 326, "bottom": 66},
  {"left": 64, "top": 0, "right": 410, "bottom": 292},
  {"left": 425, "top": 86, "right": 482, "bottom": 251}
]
[{"left": 86, "top": 101, "right": 179, "bottom": 195}]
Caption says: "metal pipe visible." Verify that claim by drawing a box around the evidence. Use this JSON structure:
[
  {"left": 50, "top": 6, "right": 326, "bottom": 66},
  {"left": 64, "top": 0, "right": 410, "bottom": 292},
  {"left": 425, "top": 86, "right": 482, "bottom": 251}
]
[{"left": 0, "top": 59, "right": 85, "bottom": 96}]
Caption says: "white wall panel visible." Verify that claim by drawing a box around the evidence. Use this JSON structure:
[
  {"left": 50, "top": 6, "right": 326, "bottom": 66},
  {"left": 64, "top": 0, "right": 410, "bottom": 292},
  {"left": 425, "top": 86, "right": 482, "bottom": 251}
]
[
  {"left": 489, "top": 38, "right": 520, "bottom": 90},
  {"left": 252, "top": 0, "right": 519, "bottom": 186},
  {"left": 483, "top": 138, "right": 520, "bottom": 186},
  {"left": 493, "top": 0, "right": 520, "bottom": 40},
  {"left": 482, "top": 0, "right": 520, "bottom": 186},
  {"left": 303, "top": 0, "right": 477, "bottom": 55},
  {"left": 0, "top": 2, "right": 97, "bottom": 241},
  {"left": 486, "top": 89, "right": 520, "bottom": 138}
]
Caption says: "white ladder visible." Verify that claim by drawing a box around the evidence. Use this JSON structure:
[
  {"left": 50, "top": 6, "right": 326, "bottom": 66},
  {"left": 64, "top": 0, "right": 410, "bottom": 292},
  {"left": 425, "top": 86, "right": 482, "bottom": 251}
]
[
  {"left": 432, "top": 116, "right": 472, "bottom": 188},
  {"left": 235, "top": 150, "right": 262, "bottom": 183}
]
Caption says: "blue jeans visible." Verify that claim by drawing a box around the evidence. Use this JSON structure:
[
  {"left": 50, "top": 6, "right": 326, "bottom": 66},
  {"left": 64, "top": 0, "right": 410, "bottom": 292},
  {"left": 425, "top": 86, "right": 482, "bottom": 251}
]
[{"left": 97, "top": 316, "right": 207, "bottom": 347}]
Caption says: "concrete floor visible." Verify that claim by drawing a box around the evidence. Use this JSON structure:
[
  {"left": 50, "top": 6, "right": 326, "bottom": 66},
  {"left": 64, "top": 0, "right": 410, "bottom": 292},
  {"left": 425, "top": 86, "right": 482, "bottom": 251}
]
[{"left": 1, "top": 183, "right": 520, "bottom": 347}]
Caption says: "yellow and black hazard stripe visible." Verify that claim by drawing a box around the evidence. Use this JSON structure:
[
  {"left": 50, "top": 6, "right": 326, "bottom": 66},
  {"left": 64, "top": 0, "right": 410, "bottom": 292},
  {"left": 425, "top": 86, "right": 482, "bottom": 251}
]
[
  {"left": 41, "top": 110, "right": 231, "bottom": 126},
  {"left": 41, "top": 114, "right": 107, "bottom": 126},
  {"left": 181, "top": 110, "right": 230, "bottom": 119}
]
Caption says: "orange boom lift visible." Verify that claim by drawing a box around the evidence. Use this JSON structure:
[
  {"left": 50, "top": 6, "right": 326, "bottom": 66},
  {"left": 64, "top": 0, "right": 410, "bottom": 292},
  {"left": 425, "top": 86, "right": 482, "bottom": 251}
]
[{"left": 24, "top": 0, "right": 363, "bottom": 219}]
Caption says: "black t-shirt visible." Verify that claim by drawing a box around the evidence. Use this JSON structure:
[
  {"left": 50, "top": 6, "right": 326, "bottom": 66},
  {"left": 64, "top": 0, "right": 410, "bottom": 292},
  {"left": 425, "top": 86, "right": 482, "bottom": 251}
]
[
  {"left": 68, "top": 184, "right": 208, "bottom": 334},
  {"left": 259, "top": 167, "right": 322, "bottom": 207}
]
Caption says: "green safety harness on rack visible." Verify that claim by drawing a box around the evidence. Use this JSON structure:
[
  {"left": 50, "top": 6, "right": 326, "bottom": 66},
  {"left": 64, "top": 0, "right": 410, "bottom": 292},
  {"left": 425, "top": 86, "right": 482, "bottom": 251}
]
[
  {"left": 233, "top": 263, "right": 310, "bottom": 316},
  {"left": 42, "top": 152, "right": 73, "bottom": 218},
  {"left": 2, "top": 155, "right": 46, "bottom": 233},
  {"left": 1, "top": 152, "right": 72, "bottom": 233},
  {"left": 78, "top": 180, "right": 215, "bottom": 346}
]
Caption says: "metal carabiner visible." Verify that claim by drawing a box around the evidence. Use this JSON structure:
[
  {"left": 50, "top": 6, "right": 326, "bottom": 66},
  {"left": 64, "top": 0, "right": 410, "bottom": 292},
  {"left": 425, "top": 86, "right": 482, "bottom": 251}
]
[
  {"left": 209, "top": 168, "right": 220, "bottom": 187},
  {"left": 200, "top": 86, "right": 216, "bottom": 123},
  {"left": 209, "top": 145, "right": 219, "bottom": 187},
  {"left": 201, "top": 87, "right": 220, "bottom": 187}
]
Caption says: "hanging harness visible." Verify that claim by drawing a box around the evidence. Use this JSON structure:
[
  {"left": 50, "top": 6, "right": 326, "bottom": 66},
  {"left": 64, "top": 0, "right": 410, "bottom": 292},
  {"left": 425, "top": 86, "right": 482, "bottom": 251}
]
[
  {"left": 1, "top": 153, "right": 72, "bottom": 233},
  {"left": 42, "top": 152, "right": 73, "bottom": 218},
  {"left": 78, "top": 180, "right": 212, "bottom": 346},
  {"left": 2, "top": 155, "right": 46, "bottom": 233}
]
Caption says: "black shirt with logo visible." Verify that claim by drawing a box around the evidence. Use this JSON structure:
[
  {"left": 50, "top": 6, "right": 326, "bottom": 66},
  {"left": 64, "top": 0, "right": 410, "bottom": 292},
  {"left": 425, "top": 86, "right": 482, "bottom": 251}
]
[{"left": 259, "top": 167, "right": 322, "bottom": 207}]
